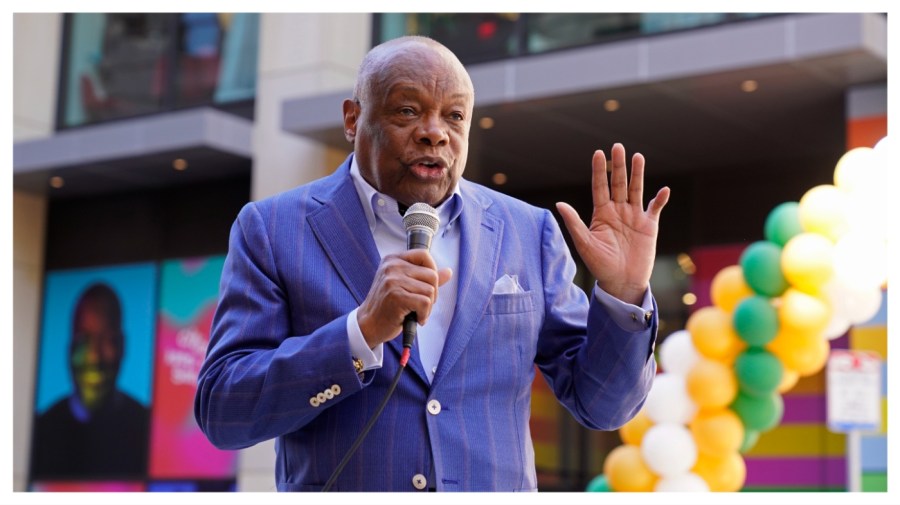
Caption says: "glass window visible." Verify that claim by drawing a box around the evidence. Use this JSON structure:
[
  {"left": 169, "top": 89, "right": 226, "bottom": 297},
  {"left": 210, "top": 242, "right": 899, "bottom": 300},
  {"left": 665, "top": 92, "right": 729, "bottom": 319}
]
[
  {"left": 377, "top": 13, "right": 522, "bottom": 64},
  {"left": 526, "top": 13, "right": 641, "bottom": 53},
  {"left": 59, "top": 13, "right": 259, "bottom": 129},
  {"left": 375, "top": 13, "right": 774, "bottom": 65}
]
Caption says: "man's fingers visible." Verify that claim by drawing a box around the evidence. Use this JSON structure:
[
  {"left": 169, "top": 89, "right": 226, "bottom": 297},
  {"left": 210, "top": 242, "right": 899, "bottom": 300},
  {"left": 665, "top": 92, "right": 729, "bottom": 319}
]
[
  {"left": 555, "top": 202, "right": 590, "bottom": 248},
  {"left": 592, "top": 150, "right": 609, "bottom": 209},
  {"left": 400, "top": 248, "right": 438, "bottom": 270},
  {"left": 648, "top": 187, "right": 671, "bottom": 220},
  {"left": 629, "top": 152, "right": 645, "bottom": 209},
  {"left": 609, "top": 143, "right": 628, "bottom": 203},
  {"left": 437, "top": 267, "right": 453, "bottom": 287}
]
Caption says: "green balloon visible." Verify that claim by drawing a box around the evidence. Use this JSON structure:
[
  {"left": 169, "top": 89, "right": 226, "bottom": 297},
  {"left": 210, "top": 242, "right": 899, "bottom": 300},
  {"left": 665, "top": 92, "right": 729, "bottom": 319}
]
[
  {"left": 735, "top": 348, "right": 784, "bottom": 397},
  {"left": 764, "top": 202, "right": 804, "bottom": 247},
  {"left": 740, "top": 429, "right": 760, "bottom": 454},
  {"left": 731, "top": 391, "right": 784, "bottom": 432},
  {"left": 733, "top": 295, "right": 779, "bottom": 346},
  {"left": 739, "top": 241, "right": 788, "bottom": 297},
  {"left": 586, "top": 474, "right": 611, "bottom": 492}
]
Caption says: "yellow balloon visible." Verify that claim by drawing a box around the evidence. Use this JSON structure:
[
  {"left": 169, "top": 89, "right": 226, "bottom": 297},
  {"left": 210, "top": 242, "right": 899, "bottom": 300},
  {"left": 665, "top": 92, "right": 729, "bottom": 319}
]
[
  {"left": 798, "top": 184, "right": 850, "bottom": 242},
  {"left": 777, "top": 368, "right": 800, "bottom": 393},
  {"left": 687, "top": 307, "right": 747, "bottom": 364},
  {"left": 711, "top": 265, "right": 754, "bottom": 313},
  {"left": 619, "top": 409, "right": 653, "bottom": 446},
  {"left": 766, "top": 329, "right": 830, "bottom": 377},
  {"left": 686, "top": 359, "right": 738, "bottom": 410},
  {"left": 692, "top": 452, "right": 746, "bottom": 492},
  {"left": 782, "top": 233, "right": 834, "bottom": 293},
  {"left": 690, "top": 409, "right": 745, "bottom": 458},
  {"left": 603, "top": 444, "right": 658, "bottom": 492},
  {"left": 778, "top": 288, "right": 831, "bottom": 336}
]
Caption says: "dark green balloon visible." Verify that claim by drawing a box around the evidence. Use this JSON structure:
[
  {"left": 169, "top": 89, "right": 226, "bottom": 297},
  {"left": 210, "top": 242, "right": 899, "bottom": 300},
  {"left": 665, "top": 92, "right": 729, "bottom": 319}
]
[
  {"left": 733, "top": 295, "right": 779, "bottom": 346},
  {"left": 586, "top": 474, "right": 611, "bottom": 492},
  {"left": 739, "top": 241, "right": 788, "bottom": 297},
  {"left": 740, "top": 429, "right": 760, "bottom": 454},
  {"left": 764, "top": 202, "right": 804, "bottom": 247},
  {"left": 735, "top": 348, "right": 784, "bottom": 397},
  {"left": 731, "top": 391, "right": 784, "bottom": 432}
]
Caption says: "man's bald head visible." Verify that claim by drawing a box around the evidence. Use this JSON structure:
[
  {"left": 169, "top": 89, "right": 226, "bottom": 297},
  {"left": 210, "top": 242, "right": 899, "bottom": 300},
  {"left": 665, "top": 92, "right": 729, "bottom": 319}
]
[{"left": 353, "top": 36, "right": 474, "bottom": 106}]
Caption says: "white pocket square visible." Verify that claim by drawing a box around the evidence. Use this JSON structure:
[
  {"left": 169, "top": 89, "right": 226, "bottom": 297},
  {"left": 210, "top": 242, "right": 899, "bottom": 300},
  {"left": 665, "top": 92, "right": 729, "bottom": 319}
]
[{"left": 493, "top": 274, "right": 524, "bottom": 294}]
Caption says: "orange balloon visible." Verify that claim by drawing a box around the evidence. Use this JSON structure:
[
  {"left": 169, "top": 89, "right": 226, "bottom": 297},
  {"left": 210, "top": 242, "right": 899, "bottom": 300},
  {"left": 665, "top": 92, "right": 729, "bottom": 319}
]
[
  {"left": 620, "top": 409, "right": 653, "bottom": 446},
  {"left": 686, "top": 359, "right": 738, "bottom": 410},
  {"left": 692, "top": 452, "right": 747, "bottom": 492},
  {"left": 603, "top": 444, "right": 658, "bottom": 492},
  {"left": 778, "top": 288, "right": 831, "bottom": 336},
  {"left": 777, "top": 368, "right": 800, "bottom": 393},
  {"left": 766, "top": 329, "right": 830, "bottom": 376},
  {"left": 690, "top": 409, "right": 745, "bottom": 458},
  {"left": 687, "top": 306, "right": 747, "bottom": 364},
  {"left": 711, "top": 265, "right": 754, "bottom": 313}
]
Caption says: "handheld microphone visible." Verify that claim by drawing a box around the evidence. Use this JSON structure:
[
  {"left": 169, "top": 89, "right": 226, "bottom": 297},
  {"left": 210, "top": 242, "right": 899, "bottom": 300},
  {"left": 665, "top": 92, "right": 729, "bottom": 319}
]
[{"left": 401, "top": 202, "right": 440, "bottom": 348}]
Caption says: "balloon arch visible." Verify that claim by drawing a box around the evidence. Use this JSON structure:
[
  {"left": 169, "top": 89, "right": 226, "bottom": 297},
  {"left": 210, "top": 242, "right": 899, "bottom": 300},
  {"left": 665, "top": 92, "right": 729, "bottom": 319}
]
[{"left": 589, "top": 139, "right": 888, "bottom": 492}]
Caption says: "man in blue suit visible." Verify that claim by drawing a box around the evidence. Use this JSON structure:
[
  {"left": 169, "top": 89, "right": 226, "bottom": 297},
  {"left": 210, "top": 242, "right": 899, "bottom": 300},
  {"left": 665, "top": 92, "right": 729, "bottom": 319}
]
[{"left": 195, "top": 35, "right": 670, "bottom": 491}]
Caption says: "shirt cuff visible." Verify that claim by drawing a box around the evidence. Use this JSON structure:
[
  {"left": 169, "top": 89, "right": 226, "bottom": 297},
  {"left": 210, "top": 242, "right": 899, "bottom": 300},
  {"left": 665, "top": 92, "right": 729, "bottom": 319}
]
[
  {"left": 592, "top": 284, "right": 655, "bottom": 332},
  {"left": 346, "top": 308, "right": 384, "bottom": 371}
]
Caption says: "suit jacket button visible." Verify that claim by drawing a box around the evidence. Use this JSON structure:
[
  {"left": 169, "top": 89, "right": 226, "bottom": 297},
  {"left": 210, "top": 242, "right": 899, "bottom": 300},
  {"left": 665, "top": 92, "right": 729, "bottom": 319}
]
[
  {"left": 316, "top": 392, "right": 327, "bottom": 403},
  {"left": 427, "top": 399, "right": 441, "bottom": 415},
  {"left": 331, "top": 384, "right": 341, "bottom": 395},
  {"left": 309, "top": 397, "right": 320, "bottom": 407},
  {"left": 412, "top": 473, "right": 427, "bottom": 490},
  {"left": 323, "top": 388, "right": 335, "bottom": 400}
]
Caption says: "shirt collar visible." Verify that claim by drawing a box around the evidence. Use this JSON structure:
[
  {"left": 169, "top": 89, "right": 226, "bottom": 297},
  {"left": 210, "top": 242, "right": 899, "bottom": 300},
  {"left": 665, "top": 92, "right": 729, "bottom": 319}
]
[{"left": 349, "top": 154, "right": 463, "bottom": 234}]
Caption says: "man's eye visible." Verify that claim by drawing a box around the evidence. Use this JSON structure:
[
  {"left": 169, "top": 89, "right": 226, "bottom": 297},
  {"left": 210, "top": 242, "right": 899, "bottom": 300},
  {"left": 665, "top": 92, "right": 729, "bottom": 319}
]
[
  {"left": 400, "top": 107, "right": 416, "bottom": 116},
  {"left": 449, "top": 112, "right": 464, "bottom": 121}
]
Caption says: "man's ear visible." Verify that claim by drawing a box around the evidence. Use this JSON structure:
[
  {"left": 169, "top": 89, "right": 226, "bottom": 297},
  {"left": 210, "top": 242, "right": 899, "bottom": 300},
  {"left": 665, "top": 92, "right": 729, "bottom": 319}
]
[{"left": 342, "top": 99, "right": 360, "bottom": 144}]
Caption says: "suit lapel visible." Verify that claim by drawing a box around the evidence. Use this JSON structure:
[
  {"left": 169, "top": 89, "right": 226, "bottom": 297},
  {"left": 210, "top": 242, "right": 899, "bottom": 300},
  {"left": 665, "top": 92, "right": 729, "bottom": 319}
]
[
  {"left": 307, "top": 159, "right": 430, "bottom": 384},
  {"left": 307, "top": 164, "right": 380, "bottom": 305},
  {"left": 432, "top": 185, "right": 502, "bottom": 385}
]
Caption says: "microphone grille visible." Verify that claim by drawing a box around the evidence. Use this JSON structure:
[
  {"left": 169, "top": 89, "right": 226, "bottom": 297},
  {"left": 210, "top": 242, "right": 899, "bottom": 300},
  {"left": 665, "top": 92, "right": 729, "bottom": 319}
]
[{"left": 403, "top": 202, "right": 440, "bottom": 233}]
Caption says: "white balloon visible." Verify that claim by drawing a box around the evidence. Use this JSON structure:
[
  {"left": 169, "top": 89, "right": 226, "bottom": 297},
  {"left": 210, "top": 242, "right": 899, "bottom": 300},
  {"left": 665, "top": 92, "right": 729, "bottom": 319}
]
[
  {"left": 823, "top": 278, "right": 883, "bottom": 326},
  {"left": 833, "top": 147, "right": 876, "bottom": 196},
  {"left": 644, "top": 373, "right": 698, "bottom": 425},
  {"left": 844, "top": 195, "right": 888, "bottom": 243},
  {"left": 658, "top": 330, "right": 700, "bottom": 376},
  {"left": 654, "top": 472, "right": 710, "bottom": 492},
  {"left": 822, "top": 311, "right": 851, "bottom": 340},
  {"left": 832, "top": 232, "right": 887, "bottom": 291},
  {"left": 641, "top": 423, "right": 698, "bottom": 477}
]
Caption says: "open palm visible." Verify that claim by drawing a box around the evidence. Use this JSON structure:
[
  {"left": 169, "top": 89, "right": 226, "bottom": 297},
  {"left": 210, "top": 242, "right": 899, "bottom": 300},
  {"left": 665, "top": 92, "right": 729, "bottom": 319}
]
[{"left": 557, "top": 143, "right": 670, "bottom": 305}]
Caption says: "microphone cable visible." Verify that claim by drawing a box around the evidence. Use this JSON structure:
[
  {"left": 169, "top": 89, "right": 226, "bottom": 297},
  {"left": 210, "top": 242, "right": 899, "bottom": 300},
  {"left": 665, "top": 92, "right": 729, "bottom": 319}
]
[{"left": 321, "top": 347, "right": 412, "bottom": 492}]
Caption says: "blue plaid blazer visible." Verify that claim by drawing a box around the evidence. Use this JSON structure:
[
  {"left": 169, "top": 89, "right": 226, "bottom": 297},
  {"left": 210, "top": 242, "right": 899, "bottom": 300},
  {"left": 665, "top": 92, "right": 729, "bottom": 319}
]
[{"left": 195, "top": 155, "right": 657, "bottom": 491}]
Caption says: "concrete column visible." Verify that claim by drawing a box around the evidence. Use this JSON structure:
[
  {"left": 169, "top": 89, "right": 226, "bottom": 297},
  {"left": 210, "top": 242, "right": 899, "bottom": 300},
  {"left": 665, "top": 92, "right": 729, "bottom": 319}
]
[
  {"left": 12, "top": 13, "right": 60, "bottom": 491},
  {"left": 251, "top": 13, "right": 370, "bottom": 202}
]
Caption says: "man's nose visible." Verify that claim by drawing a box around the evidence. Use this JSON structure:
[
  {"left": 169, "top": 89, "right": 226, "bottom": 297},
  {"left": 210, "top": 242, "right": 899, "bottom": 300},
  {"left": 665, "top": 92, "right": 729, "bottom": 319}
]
[{"left": 417, "top": 115, "right": 449, "bottom": 146}]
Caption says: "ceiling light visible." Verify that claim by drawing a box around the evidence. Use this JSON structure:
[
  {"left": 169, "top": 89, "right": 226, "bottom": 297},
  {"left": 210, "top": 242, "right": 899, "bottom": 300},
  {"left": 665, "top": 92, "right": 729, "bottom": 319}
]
[
  {"left": 492, "top": 172, "right": 508, "bottom": 185},
  {"left": 49, "top": 176, "right": 64, "bottom": 188},
  {"left": 479, "top": 117, "right": 495, "bottom": 129},
  {"left": 741, "top": 80, "right": 759, "bottom": 93},
  {"left": 603, "top": 99, "right": 620, "bottom": 112},
  {"left": 173, "top": 158, "right": 189, "bottom": 171},
  {"left": 682, "top": 293, "right": 698, "bottom": 306}
]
